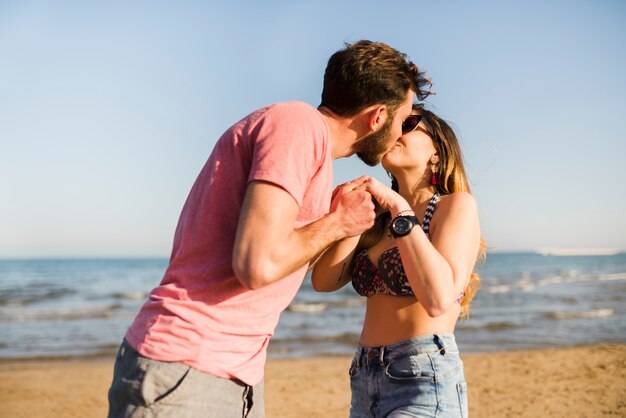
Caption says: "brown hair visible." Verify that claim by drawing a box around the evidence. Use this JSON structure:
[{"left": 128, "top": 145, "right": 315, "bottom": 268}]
[
  {"left": 355, "top": 104, "right": 486, "bottom": 318},
  {"left": 320, "top": 40, "right": 432, "bottom": 117}
]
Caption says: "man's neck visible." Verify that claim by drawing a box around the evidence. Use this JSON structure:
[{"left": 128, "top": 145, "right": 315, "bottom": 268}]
[{"left": 318, "top": 106, "right": 364, "bottom": 160}]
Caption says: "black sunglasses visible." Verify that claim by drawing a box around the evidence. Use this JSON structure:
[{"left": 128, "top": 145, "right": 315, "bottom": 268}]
[{"left": 401, "top": 115, "right": 422, "bottom": 135}]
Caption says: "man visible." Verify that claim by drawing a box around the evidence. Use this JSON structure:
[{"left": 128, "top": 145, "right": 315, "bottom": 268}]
[{"left": 108, "top": 40, "right": 431, "bottom": 418}]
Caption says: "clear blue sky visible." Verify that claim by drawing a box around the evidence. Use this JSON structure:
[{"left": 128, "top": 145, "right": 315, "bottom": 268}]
[{"left": 1, "top": 1, "right": 625, "bottom": 258}]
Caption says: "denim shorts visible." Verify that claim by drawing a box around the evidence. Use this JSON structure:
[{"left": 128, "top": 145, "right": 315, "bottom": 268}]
[
  {"left": 107, "top": 339, "right": 264, "bottom": 418},
  {"left": 349, "top": 334, "right": 468, "bottom": 418}
]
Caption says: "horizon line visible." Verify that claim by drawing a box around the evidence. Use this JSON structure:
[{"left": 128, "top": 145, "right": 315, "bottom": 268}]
[{"left": 1, "top": 248, "right": 625, "bottom": 261}]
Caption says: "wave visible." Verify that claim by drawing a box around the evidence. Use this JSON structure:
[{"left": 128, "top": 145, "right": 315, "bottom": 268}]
[
  {"left": 286, "top": 298, "right": 365, "bottom": 313},
  {"left": 287, "top": 302, "right": 327, "bottom": 313},
  {"left": 0, "top": 286, "right": 77, "bottom": 306},
  {"left": 536, "top": 272, "right": 626, "bottom": 286},
  {"left": 485, "top": 279, "right": 536, "bottom": 294},
  {"left": 112, "top": 291, "right": 148, "bottom": 301},
  {"left": 0, "top": 304, "right": 126, "bottom": 322},
  {"left": 544, "top": 309, "right": 614, "bottom": 320},
  {"left": 485, "top": 272, "right": 626, "bottom": 294},
  {"left": 0, "top": 343, "right": 121, "bottom": 360},
  {"left": 272, "top": 332, "right": 360, "bottom": 345},
  {"left": 459, "top": 321, "right": 523, "bottom": 331}
]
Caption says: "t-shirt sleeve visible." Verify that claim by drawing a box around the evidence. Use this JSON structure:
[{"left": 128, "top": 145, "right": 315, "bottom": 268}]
[{"left": 248, "top": 103, "right": 326, "bottom": 207}]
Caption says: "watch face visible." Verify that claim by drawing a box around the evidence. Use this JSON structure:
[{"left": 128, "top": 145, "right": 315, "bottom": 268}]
[{"left": 393, "top": 217, "right": 413, "bottom": 235}]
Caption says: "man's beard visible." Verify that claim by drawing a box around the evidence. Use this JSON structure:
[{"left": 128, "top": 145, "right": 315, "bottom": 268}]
[{"left": 354, "top": 116, "right": 395, "bottom": 167}]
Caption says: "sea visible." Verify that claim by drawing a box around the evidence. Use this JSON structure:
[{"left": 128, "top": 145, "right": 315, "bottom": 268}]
[{"left": 1, "top": 252, "right": 625, "bottom": 360}]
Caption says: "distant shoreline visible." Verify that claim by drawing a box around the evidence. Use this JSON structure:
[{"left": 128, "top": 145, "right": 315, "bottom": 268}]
[
  {"left": 535, "top": 247, "right": 623, "bottom": 256},
  {"left": 1, "top": 250, "right": 625, "bottom": 261}
]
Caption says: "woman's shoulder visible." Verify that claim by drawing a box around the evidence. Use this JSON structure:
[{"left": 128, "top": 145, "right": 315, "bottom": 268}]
[
  {"left": 435, "top": 192, "right": 477, "bottom": 216},
  {"left": 438, "top": 191, "right": 476, "bottom": 205}
]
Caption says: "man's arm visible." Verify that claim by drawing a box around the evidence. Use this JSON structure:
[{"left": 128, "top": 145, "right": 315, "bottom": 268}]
[{"left": 232, "top": 178, "right": 374, "bottom": 289}]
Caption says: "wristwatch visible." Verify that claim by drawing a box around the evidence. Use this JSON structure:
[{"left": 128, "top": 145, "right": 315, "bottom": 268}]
[{"left": 388, "top": 215, "right": 420, "bottom": 238}]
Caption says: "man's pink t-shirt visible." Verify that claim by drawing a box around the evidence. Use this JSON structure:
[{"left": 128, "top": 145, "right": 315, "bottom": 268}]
[{"left": 125, "top": 102, "right": 332, "bottom": 386}]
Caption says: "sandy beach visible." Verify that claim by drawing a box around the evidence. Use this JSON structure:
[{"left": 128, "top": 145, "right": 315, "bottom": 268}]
[{"left": 1, "top": 344, "right": 624, "bottom": 417}]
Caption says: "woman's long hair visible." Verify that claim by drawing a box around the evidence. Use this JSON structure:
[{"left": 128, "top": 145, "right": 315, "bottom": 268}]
[{"left": 355, "top": 104, "right": 486, "bottom": 318}]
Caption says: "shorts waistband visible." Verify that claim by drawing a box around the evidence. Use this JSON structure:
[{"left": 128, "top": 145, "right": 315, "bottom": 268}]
[{"left": 354, "top": 334, "right": 458, "bottom": 367}]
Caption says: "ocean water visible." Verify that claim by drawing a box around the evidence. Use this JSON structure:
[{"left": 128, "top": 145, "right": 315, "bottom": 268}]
[{"left": 0, "top": 253, "right": 625, "bottom": 359}]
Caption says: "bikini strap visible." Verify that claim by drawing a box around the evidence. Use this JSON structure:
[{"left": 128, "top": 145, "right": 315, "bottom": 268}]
[{"left": 421, "top": 192, "right": 439, "bottom": 237}]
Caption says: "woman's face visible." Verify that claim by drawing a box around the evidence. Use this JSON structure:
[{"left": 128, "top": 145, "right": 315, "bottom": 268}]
[{"left": 382, "top": 113, "right": 437, "bottom": 174}]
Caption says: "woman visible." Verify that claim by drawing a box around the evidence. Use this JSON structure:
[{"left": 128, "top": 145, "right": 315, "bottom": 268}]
[{"left": 312, "top": 104, "right": 485, "bottom": 418}]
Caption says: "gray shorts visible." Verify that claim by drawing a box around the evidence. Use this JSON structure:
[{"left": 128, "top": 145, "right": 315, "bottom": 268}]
[{"left": 107, "top": 339, "right": 264, "bottom": 418}]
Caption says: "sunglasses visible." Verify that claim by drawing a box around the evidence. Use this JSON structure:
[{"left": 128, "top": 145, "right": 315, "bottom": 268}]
[{"left": 401, "top": 115, "right": 423, "bottom": 135}]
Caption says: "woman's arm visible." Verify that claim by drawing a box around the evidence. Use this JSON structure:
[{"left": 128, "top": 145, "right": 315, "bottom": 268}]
[
  {"left": 311, "top": 235, "right": 361, "bottom": 292},
  {"left": 397, "top": 192, "right": 480, "bottom": 316},
  {"left": 363, "top": 178, "right": 480, "bottom": 317}
]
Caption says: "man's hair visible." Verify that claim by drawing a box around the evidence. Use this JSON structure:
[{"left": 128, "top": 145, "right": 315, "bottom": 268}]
[{"left": 320, "top": 40, "right": 432, "bottom": 117}]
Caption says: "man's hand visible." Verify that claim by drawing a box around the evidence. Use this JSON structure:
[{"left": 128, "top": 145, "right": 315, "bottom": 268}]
[{"left": 329, "top": 176, "right": 376, "bottom": 237}]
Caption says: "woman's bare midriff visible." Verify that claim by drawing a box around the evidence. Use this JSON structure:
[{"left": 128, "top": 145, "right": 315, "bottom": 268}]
[{"left": 359, "top": 294, "right": 460, "bottom": 347}]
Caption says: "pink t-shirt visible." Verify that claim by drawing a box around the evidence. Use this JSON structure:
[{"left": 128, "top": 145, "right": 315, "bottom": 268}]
[{"left": 125, "top": 102, "right": 332, "bottom": 386}]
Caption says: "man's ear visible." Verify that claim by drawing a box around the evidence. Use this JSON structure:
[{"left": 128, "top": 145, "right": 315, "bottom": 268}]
[{"left": 367, "top": 104, "right": 388, "bottom": 131}]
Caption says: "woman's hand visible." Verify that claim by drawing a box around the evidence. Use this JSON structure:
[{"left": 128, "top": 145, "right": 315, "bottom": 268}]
[{"left": 359, "top": 177, "right": 411, "bottom": 216}]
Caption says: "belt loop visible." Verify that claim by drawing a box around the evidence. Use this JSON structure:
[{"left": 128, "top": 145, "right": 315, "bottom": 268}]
[
  {"left": 379, "top": 346, "right": 385, "bottom": 366},
  {"left": 434, "top": 334, "right": 446, "bottom": 355}
]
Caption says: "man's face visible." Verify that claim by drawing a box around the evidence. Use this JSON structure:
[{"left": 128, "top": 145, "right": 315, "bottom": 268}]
[{"left": 355, "top": 89, "right": 415, "bottom": 166}]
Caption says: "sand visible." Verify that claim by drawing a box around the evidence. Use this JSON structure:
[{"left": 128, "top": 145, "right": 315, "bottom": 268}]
[{"left": 1, "top": 344, "right": 624, "bottom": 417}]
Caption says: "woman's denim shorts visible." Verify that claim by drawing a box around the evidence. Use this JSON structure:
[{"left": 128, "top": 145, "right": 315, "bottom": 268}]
[{"left": 349, "top": 334, "right": 468, "bottom": 418}]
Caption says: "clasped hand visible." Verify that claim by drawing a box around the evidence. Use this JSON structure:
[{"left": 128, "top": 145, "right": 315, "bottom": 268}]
[{"left": 329, "top": 176, "right": 406, "bottom": 238}]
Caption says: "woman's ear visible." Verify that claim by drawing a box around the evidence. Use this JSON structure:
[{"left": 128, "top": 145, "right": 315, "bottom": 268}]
[{"left": 430, "top": 154, "right": 439, "bottom": 164}]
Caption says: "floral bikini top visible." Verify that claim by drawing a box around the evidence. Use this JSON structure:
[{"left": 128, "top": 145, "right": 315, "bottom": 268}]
[{"left": 351, "top": 192, "right": 439, "bottom": 297}]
